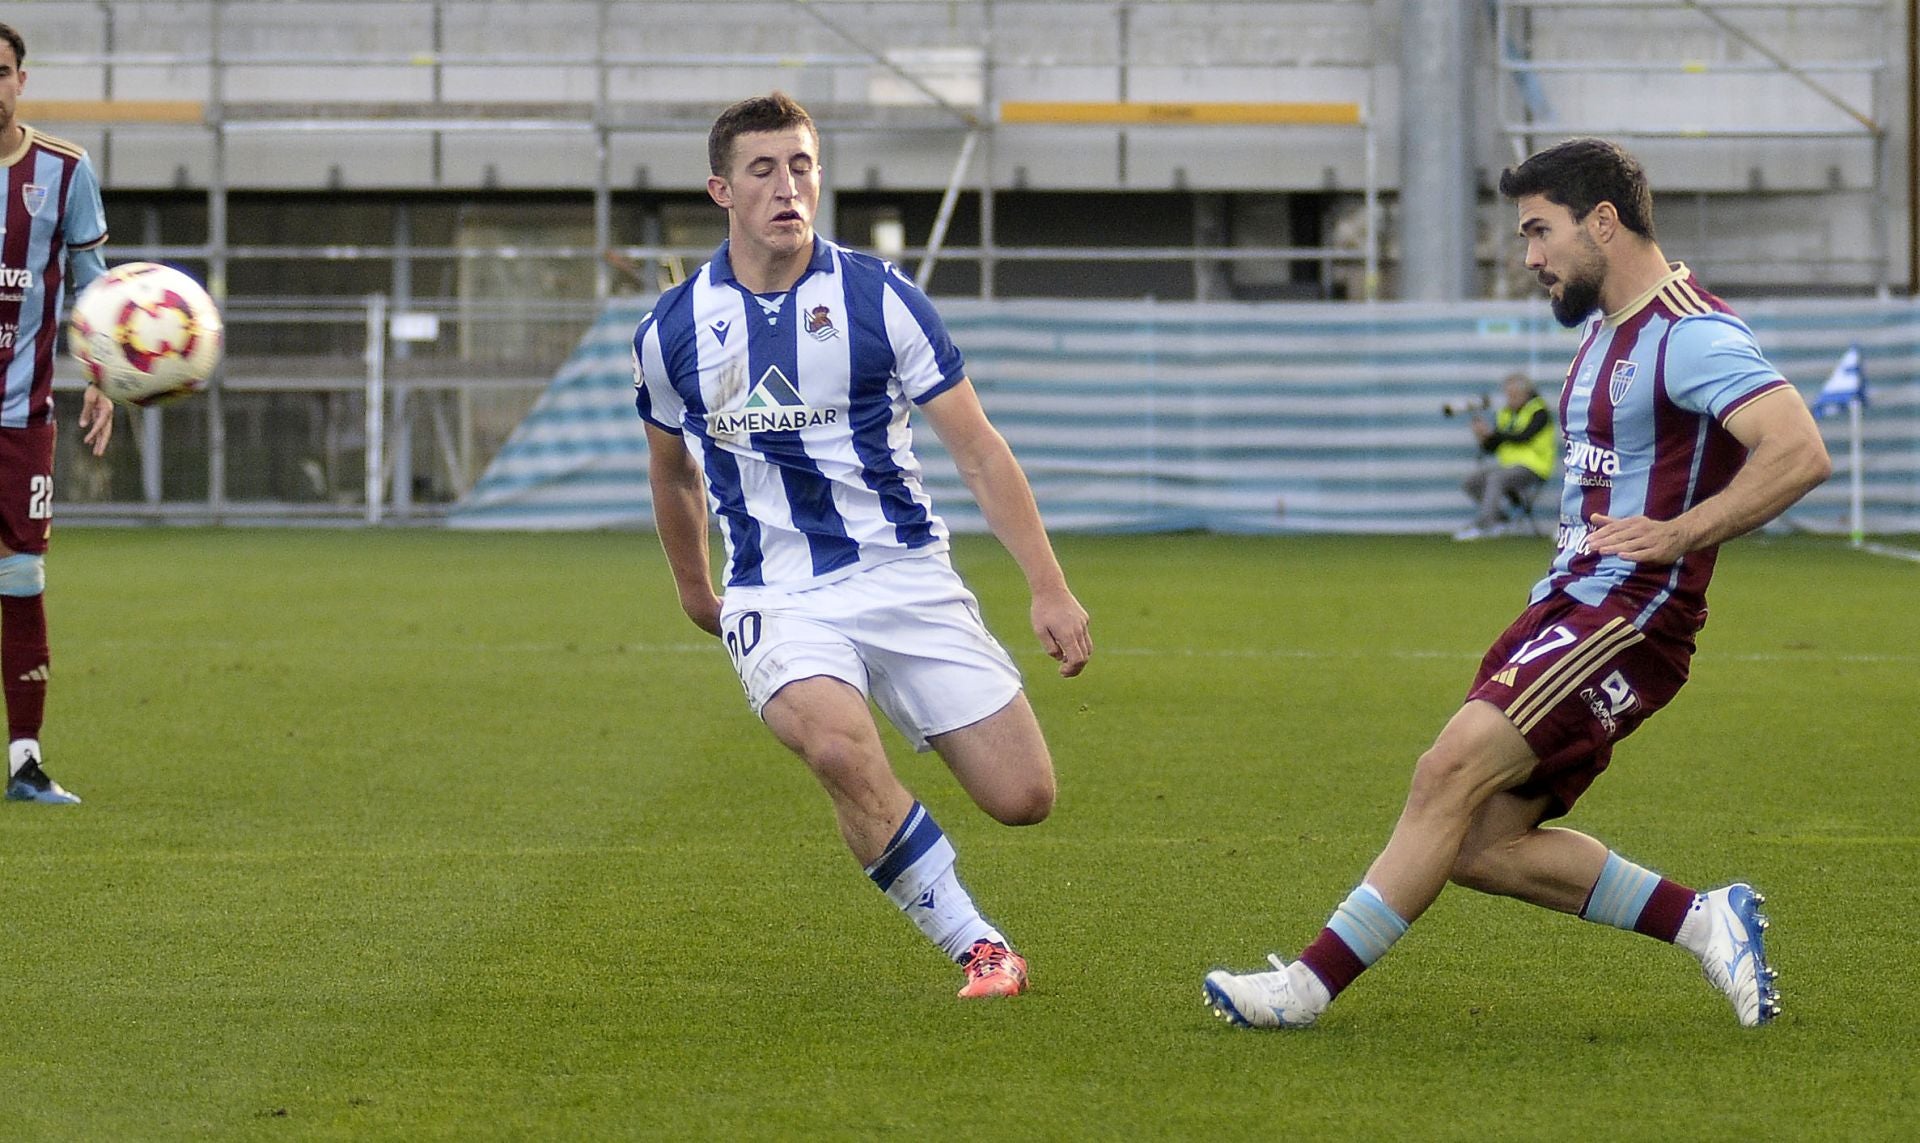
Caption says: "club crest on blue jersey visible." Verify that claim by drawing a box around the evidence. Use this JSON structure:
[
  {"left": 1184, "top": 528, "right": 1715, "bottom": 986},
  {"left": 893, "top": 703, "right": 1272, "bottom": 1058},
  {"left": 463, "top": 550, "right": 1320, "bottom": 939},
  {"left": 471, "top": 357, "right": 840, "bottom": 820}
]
[
  {"left": 1609, "top": 360, "right": 1638, "bottom": 404},
  {"left": 804, "top": 305, "right": 838, "bottom": 342},
  {"left": 20, "top": 184, "right": 47, "bottom": 216}
]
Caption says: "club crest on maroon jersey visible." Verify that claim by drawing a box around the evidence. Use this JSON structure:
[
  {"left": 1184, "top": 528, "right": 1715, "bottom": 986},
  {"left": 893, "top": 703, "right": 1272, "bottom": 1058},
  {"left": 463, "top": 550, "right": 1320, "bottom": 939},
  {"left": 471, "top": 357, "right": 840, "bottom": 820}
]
[
  {"left": 1609, "top": 360, "right": 1638, "bottom": 405},
  {"left": 20, "top": 184, "right": 48, "bottom": 216}
]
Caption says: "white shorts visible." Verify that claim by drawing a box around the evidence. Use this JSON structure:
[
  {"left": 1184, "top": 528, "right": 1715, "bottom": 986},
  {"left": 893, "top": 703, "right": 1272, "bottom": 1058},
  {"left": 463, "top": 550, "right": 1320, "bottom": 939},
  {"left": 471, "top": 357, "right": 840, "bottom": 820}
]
[{"left": 718, "top": 554, "right": 1023, "bottom": 751}]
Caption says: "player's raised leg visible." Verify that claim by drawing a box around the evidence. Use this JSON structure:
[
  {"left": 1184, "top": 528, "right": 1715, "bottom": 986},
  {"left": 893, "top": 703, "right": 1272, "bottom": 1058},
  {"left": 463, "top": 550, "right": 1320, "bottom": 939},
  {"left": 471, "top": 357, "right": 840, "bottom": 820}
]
[
  {"left": 1453, "top": 792, "right": 1779, "bottom": 1025},
  {"left": 763, "top": 676, "right": 1024, "bottom": 998},
  {"left": 929, "top": 692, "right": 1055, "bottom": 828}
]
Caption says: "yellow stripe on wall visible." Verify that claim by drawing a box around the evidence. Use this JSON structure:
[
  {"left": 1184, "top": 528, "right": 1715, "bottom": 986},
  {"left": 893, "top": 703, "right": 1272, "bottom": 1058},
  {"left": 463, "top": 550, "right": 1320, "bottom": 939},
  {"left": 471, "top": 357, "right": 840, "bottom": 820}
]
[{"left": 22, "top": 100, "right": 205, "bottom": 124}]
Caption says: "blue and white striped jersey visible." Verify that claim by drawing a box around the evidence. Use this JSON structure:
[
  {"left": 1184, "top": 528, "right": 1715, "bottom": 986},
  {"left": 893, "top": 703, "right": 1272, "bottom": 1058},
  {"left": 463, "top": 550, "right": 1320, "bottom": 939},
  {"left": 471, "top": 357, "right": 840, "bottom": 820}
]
[
  {"left": 633, "top": 238, "right": 967, "bottom": 590},
  {"left": 1, "top": 127, "right": 108, "bottom": 428}
]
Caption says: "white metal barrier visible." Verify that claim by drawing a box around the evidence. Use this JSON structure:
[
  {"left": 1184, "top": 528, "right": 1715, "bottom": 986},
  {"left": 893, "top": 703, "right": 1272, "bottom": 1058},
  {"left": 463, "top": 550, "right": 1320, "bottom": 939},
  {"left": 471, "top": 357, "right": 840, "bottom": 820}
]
[{"left": 55, "top": 293, "right": 595, "bottom": 524}]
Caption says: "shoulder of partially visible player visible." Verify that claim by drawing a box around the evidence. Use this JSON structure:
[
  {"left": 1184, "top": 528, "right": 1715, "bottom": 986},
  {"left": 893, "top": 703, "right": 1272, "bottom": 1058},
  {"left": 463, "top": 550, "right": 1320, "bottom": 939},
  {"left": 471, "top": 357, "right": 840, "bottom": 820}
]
[{"left": 26, "top": 129, "right": 92, "bottom": 165}]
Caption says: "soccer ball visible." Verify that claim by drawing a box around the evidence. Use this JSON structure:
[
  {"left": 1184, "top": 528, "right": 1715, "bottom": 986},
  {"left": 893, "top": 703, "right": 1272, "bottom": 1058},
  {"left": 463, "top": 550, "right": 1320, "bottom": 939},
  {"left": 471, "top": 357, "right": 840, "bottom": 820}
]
[{"left": 67, "top": 262, "right": 223, "bottom": 406}]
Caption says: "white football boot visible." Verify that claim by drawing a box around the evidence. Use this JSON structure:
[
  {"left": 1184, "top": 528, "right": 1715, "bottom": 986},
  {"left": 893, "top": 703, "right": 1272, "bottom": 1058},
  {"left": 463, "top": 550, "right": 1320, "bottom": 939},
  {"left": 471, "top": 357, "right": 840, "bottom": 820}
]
[
  {"left": 1203, "top": 955, "right": 1327, "bottom": 1029},
  {"left": 1690, "top": 883, "right": 1780, "bottom": 1027}
]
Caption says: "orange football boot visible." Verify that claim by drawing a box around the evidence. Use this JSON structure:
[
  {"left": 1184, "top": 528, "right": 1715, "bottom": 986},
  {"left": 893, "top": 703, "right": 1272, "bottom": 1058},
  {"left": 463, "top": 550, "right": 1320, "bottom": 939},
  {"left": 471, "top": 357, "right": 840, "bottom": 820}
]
[{"left": 957, "top": 939, "right": 1028, "bottom": 999}]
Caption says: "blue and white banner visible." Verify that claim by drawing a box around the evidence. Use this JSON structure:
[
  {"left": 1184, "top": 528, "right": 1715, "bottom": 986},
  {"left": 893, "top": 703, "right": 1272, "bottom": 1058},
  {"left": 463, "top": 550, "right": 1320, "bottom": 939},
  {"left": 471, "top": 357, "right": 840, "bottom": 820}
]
[{"left": 450, "top": 296, "right": 1920, "bottom": 536}]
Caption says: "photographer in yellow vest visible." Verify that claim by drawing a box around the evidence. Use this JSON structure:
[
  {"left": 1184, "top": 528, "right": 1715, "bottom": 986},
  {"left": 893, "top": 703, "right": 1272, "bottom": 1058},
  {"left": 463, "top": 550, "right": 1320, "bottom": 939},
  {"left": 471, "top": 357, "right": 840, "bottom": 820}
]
[{"left": 1456, "top": 372, "right": 1556, "bottom": 540}]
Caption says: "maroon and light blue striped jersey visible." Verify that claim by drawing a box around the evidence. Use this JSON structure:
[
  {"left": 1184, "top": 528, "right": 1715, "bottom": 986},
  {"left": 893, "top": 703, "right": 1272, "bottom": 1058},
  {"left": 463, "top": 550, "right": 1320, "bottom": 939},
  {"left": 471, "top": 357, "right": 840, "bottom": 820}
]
[
  {"left": 1535, "top": 263, "right": 1792, "bottom": 632},
  {"left": 0, "top": 126, "right": 107, "bottom": 429}
]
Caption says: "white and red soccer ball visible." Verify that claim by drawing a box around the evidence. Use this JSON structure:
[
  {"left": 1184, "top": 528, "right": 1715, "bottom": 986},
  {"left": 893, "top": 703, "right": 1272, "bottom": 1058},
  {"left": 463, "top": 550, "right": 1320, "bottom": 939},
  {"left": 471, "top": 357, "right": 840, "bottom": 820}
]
[{"left": 67, "top": 262, "right": 223, "bottom": 407}]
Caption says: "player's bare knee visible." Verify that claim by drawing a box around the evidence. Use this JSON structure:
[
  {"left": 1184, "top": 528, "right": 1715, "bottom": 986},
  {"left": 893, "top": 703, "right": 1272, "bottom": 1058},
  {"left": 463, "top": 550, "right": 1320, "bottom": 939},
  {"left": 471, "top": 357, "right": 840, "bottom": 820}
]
[
  {"left": 798, "top": 731, "right": 885, "bottom": 794},
  {"left": 982, "top": 772, "right": 1054, "bottom": 826},
  {"left": 1405, "top": 745, "right": 1504, "bottom": 822}
]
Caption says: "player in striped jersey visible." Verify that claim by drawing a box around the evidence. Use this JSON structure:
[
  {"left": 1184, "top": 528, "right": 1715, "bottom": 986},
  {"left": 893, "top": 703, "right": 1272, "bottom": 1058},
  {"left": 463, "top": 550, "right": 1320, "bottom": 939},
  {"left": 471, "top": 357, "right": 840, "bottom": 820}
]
[
  {"left": 0, "top": 23, "right": 113, "bottom": 806},
  {"left": 635, "top": 94, "right": 1092, "bottom": 998},
  {"left": 1207, "top": 138, "right": 1831, "bottom": 1030}
]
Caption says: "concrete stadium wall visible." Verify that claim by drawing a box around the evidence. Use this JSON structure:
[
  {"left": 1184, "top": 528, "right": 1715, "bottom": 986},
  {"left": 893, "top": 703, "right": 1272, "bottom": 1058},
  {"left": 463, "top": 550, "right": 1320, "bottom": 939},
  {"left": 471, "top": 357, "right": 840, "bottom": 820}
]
[{"left": 13, "top": 1, "right": 1907, "bottom": 291}]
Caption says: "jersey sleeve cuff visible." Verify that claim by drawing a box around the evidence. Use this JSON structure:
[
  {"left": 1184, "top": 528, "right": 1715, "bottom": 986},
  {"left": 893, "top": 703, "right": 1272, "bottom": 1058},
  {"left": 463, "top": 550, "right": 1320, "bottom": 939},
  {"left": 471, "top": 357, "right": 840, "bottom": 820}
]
[
  {"left": 70, "top": 232, "right": 108, "bottom": 251},
  {"left": 638, "top": 408, "right": 683, "bottom": 434},
  {"left": 1717, "top": 378, "right": 1793, "bottom": 422},
  {"left": 911, "top": 372, "right": 967, "bottom": 406}
]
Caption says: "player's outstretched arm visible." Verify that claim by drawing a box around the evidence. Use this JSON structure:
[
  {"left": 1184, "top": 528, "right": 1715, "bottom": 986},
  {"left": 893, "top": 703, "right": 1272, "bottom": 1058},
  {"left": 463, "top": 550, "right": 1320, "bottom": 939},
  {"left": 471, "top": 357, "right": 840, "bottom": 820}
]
[
  {"left": 79, "top": 384, "right": 113, "bottom": 456},
  {"left": 921, "top": 379, "right": 1091, "bottom": 678},
  {"left": 1589, "top": 388, "right": 1832, "bottom": 564},
  {"left": 645, "top": 422, "right": 722, "bottom": 636}
]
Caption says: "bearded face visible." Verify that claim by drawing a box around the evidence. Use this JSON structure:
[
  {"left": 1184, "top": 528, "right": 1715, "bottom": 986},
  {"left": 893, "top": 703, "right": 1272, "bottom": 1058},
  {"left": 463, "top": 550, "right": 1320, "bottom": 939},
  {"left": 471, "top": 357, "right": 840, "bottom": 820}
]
[{"left": 1541, "top": 229, "right": 1608, "bottom": 327}]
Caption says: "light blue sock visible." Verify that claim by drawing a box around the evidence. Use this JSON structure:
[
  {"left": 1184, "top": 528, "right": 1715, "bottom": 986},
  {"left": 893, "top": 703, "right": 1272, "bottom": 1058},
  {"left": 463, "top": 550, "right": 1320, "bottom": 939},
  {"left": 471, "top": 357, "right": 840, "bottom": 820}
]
[
  {"left": 1581, "top": 851, "right": 1661, "bottom": 931},
  {"left": 1326, "top": 883, "right": 1410, "bottom": 968}
]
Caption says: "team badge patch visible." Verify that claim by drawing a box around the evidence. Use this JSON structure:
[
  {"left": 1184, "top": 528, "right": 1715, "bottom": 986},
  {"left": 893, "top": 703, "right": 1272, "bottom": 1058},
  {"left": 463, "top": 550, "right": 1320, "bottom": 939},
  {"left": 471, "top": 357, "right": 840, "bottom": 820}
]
[
  {"left": 20, "top": 184, "right": 47, "bottom": 216},
  {"left": 804, "top": 305, "right": 838, "bottom": 341},
  {"left": 1608, "top": 360, "right": 1638, "bottom": 404}
]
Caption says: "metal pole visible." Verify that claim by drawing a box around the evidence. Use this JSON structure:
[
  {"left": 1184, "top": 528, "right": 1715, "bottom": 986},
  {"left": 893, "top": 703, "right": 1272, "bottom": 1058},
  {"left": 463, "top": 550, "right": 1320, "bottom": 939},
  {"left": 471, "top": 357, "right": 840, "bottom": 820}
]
[
  {"left": 981, "top": 0, "right": 997, "bottom": 299},
  {"left": 1908, "top": 0, "right": 1917, "bottom": 295},
  {"left": 366, "top": 294, "right": 387, "bottom": 525},
  {"left": 139, "top": 204, "right": 162, "bottom": 508},
  {"left": 1849, "top": 397, "right": 1866, "bottom": 546},
  {"left": 391, "top": 207, "right": 413, "bottom": 520},
  {"left": 1364, "top": 108, "right": 1379, "bottom": 301},
  {"left": 593, "top": 0, "right": 612, "bottom": 301},
  {"left": 431, "top": 0, "right": 444, "bottom": 184},
  {"left": 99, "top": 2, "right": 114, "bottom": 185},
  {"left": 207, "top": 0, "right": 228, "bottom": 517},
  {"left": 918, "top": 130, "right": 979, "bottom": 291}
]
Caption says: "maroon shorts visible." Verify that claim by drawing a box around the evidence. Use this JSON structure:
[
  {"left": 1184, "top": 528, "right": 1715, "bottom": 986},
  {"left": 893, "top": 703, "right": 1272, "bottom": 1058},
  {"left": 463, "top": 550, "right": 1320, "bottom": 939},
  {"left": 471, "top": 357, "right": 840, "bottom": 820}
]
[
  {"left": 0, "top": 423, "right": 56, "bottom": 555},
  {"left": 1467, "top": 594, "right": 1694, "bottom": 816}
]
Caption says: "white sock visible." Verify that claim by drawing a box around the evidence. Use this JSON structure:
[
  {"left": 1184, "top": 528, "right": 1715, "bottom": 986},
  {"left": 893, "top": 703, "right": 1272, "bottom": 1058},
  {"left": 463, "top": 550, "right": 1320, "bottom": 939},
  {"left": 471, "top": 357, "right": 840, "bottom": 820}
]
[
  {"left": 1672, "top": 892, "right": 1713, "bottom": 956},
  {"left": 1288, "top": 961, "right": 1332, "bottom": 1013},
  {"left": 8, "top": 738, "right": 39, "bottom": 778},
  {"left": 864, "top": 802, "right": 1006, "bottom": 961}
]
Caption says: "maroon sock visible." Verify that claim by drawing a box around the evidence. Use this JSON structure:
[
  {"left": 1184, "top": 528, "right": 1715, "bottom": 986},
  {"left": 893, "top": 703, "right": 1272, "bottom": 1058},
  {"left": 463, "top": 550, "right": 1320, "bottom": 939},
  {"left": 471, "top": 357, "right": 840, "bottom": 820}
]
[
  {"left": 1297, "top": 928, "right": 1368, "bottom": 1000},
  {"left": 2, "top": 593, "right": 48, "bottom": 743},
  {"left": 1634, "top": 878, "right": 1698, "bottom": 943}
]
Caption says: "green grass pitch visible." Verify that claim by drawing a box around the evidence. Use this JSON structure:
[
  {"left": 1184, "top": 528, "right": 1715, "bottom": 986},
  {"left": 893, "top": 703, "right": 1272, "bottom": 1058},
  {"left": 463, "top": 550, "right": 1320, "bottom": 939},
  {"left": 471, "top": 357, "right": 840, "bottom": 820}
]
[{"left": 1, "top": 528, "right": 1914, "bottom": 1139}]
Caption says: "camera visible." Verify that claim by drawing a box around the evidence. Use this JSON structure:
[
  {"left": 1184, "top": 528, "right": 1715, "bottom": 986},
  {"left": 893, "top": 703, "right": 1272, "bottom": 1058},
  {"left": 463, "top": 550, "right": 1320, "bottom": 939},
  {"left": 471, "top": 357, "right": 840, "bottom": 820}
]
[{"left": 1441, "top": 394, "right": 1493, "bottom": 418}]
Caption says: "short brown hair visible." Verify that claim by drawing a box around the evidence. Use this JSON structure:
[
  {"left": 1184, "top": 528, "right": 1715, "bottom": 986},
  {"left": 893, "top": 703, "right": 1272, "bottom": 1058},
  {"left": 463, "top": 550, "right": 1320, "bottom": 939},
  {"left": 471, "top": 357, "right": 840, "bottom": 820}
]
[
  {"left": 0, "top": 23, "right": 25, "bottom": 69},
  {"left": 708, "top": 92, "right": 817, "bottom": 176},
  {"left": 1497, "top": 137, "right": 1656, "bottom": 241}
]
